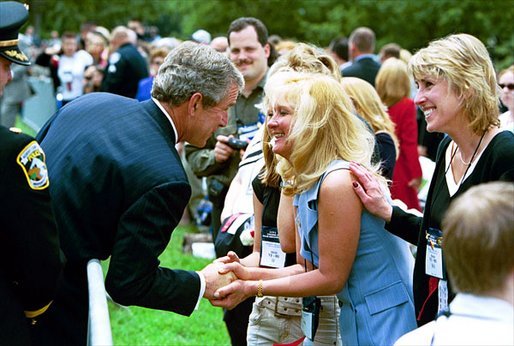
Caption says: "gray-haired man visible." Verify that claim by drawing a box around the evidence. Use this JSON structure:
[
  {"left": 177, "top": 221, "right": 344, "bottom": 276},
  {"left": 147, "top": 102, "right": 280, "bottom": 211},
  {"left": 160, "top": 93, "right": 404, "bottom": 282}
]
[{"left": 34, "top": 41, "right": 243, "bottom": 345}]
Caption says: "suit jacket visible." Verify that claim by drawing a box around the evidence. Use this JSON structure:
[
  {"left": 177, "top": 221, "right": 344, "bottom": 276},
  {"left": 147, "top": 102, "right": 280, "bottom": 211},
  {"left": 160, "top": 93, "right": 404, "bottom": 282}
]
[
  {"left": 0, "top": 127, "right": 62, "bottom": 345},
  {"left": 341, "top": 56, "right": 381, "bottom": 87},
  {"left": 36, "top": 93, "right": 199, "bottom": 343}
]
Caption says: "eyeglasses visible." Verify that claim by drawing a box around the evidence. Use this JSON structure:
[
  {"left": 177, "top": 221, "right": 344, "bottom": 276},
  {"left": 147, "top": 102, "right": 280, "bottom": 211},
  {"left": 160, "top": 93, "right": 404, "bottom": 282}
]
[{"left": 499, "top": 83, "right": 514, "bottom": 90}]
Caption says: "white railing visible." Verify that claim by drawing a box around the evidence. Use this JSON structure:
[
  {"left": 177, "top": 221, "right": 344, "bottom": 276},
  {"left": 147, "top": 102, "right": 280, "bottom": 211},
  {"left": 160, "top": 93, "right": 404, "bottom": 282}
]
[{"left": 87, "top": 259, "right": 113, "bottom": 346}]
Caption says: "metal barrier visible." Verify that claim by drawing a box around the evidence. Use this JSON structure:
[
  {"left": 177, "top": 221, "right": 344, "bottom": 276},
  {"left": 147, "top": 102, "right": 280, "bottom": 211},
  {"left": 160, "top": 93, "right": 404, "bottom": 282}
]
[{"left": 87, "top": 259, "right": 113, "bottom": 346}]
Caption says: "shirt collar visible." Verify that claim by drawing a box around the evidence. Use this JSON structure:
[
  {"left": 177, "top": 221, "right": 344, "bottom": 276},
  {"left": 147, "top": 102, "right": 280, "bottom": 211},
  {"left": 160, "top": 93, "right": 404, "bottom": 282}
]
[
  {"left": 152, "top": 97, "right": 179, "bottom": 144},
  {"left": 450, "top": 293, "right": 514, "bottom": 322},
  {"left": 354, "top": 53, "right": 377, "bottom": 62}
]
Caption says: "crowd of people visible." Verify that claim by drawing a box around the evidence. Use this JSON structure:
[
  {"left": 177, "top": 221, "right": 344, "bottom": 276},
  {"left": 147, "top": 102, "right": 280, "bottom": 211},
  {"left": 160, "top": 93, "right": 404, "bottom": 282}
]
[{"left": 1, "top": 1, "right": 513, "bottom": 345}]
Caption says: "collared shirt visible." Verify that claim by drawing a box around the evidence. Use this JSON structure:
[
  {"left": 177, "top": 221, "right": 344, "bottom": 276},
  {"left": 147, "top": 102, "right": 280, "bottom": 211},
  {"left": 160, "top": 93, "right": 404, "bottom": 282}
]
[
  {"left": 151, "top": 97, "right": 205, "bottom": 310},
  {"left": 353, "top": 53, "right": 379, "bottom": 63},
  {"left": 395, "top": 293, "right": 514, "bottom": 345},
  {"left": 152, "top": 97, "right": 179, "bottom": 144}
]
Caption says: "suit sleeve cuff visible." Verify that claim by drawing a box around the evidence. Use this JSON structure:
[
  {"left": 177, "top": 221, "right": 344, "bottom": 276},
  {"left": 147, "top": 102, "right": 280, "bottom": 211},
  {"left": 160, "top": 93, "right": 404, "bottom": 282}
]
[{"left": 194, "top": 271, "right": 206, "bottom": 310}]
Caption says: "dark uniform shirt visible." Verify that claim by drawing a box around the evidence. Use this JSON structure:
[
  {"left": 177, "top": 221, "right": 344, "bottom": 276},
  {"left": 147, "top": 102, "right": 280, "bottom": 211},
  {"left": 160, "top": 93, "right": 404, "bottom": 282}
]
[
  {"left": 0, "top": 126, "right": 62, "bottom": 345},
  {"left": 101, "top": 43, "right": 149, "bottom": 98}
]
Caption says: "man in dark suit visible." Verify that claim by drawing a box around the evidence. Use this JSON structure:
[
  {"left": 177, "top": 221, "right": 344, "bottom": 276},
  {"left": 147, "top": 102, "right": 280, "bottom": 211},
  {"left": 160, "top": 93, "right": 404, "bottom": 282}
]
[
  {"left": 0, "top": 2, "right": 62, "bottom": 344},
  {"left": 35, "top": 41, "right": 244, "bottom": 345},
  {"left": 341, "top": 27, "right": 381, "bottom": 87}
]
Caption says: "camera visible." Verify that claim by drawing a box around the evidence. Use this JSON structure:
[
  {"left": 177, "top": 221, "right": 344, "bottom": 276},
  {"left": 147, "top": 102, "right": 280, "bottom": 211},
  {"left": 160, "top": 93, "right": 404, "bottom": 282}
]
[{"left": 227, "top": 137, "right": 249, "bottom": 150}]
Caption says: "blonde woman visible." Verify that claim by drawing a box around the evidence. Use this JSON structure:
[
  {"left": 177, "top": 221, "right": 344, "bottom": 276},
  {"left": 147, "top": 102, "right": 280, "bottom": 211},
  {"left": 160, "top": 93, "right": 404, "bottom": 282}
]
[
  {"left": 350, "top": 33, "right": 514, "bottom": 326},
  {"left": 342, "top": 77, "right": 398, "bottom": 179},
  {"left": 217, "top": 43, "right": 343, "bottom": 345},
  {"left": 376, "top": 57, "right": 423, "bottom": 210},
  {"left": 213, "top": 72, "right": 416, "bottom": 345}
]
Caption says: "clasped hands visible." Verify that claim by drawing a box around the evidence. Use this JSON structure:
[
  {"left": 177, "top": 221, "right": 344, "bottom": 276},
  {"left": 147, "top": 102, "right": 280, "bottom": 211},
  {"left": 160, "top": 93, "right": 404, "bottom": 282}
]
[{"left": 199, "top": 251, "right": 256, "bottom": 310}]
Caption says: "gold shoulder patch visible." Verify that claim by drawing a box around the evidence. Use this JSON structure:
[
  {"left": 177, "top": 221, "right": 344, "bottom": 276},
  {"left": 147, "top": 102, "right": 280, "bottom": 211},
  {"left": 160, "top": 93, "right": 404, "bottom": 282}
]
[{"left": 16, "top": 141, "right": 50, "bottom": 190}]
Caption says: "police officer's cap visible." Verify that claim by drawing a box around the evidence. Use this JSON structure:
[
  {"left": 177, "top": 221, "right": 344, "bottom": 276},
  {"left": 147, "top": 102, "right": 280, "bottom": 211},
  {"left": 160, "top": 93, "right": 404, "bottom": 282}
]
[{"left": 0, "top": 1, "right": 30, "bottom": 66}]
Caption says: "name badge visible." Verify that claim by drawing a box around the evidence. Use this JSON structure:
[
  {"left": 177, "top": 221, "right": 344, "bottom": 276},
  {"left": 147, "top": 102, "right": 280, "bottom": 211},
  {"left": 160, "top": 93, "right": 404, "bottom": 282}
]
[
  {"left": 260, "top": 226, "right": 286, "bottom": 268},
  {"left": 425, "top": 227, "right": 445, "bottom": 279},
  {"left": 301, "top": 296, "right": 320, "bottom": 341}
]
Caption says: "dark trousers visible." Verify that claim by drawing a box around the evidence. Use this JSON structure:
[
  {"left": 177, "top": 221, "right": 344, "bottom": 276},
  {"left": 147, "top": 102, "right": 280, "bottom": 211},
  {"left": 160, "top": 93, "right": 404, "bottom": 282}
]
[
  {"left": 224, "top": 297, "right": 254, "bottom": 346},
  {"left": 32, "top": 263, "right": 88, "bottom": 346}
]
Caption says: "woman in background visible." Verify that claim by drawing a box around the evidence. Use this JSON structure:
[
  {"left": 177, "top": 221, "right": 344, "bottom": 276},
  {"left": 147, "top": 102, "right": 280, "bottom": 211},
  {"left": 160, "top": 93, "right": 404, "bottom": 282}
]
[
  {"left": 498, "top": 65, "right": 514, "bottom": 132},
  {"left": 350, "top": 33, "right": 514, "bottom": 326},
  {"left": 342, "top": 77, "right": 398, "bottom": 179},
  {"left": 376, "top": 57, "right": 422, "bottom": 210}
]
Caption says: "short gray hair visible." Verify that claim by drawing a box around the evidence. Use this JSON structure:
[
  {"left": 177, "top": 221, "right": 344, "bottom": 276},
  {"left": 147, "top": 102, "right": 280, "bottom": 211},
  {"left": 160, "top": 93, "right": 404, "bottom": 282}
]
[{"left": 152, "top": 41, "right": 244, "bottom": 108}]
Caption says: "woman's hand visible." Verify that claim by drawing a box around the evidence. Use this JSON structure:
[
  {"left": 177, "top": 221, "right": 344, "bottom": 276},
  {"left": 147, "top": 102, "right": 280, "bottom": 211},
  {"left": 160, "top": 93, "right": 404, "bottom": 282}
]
[
  {"left": 349, "top": 162, "right": 393, "bottom": 223},
  {"left": 217, "top": 261, "right": 251, "bottom": 280},
  {"left": 214, "top": 251, "right": 240, "bottom": 265},
  {"left": 210, "top": 279, "right": 256, "bottom": 310}
]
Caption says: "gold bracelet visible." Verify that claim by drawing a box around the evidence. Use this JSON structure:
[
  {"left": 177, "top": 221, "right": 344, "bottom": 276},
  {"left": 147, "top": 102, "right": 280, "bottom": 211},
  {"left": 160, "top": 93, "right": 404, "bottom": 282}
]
[{"left": 257, "top": 280, "right": 263, "bottom": 297}]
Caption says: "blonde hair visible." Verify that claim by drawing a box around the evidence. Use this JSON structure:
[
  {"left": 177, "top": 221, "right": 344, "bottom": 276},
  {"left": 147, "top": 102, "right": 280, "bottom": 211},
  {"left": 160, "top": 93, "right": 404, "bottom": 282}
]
[
  {"left": 261, "top": 43, "right": 342, "bottom": 187},
  {"left": 409, "top": 33, "right": 500, "bottom": 134},
  {"left": 341, "top": 77, "right": 399, "bottom": 157},
  {"left": 375, "top": 58, "right": 411, "bottom": 107},
  {"left": 443, "top": 182, "right": 514, "bottom": 294},
  {"left": 264, "top": 72, "right": 377, "bottom": 195}
]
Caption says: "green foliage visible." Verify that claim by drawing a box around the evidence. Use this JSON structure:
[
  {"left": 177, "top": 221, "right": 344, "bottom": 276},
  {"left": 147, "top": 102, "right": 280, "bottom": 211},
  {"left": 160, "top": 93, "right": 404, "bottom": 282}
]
[
  {"left": 104, "top": 225, "right": 231, "bottom": 345},
  {"left": 27, "top": 0, "right": 513, "bottom": 68}
]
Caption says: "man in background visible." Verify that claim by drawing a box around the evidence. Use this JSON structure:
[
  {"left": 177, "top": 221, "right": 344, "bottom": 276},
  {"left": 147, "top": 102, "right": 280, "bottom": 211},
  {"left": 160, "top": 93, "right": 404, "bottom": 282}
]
[{"left": 342, "top": 26, "right": 381, "bottom": 87}]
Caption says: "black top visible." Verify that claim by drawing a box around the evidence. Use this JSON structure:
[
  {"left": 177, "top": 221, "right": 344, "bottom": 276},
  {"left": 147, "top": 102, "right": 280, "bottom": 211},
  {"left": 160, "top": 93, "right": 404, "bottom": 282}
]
[
  {"left": 252, "top": 175, "right": 296, "bottom": 267},
  {"left": 375, "top": 131, "right": 397, "bottom": 180},
  {"left": 387, "top": 130, "right": 514, "bottom": 325},
  {"left": 0, "top": 126, "right": 62, "bottom": 344}
]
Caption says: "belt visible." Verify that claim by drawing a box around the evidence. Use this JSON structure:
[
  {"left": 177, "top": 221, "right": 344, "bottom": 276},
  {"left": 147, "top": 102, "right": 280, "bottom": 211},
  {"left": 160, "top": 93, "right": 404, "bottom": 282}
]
[{"left": 257, "top": 296, "right": 302, "bottom": 317}]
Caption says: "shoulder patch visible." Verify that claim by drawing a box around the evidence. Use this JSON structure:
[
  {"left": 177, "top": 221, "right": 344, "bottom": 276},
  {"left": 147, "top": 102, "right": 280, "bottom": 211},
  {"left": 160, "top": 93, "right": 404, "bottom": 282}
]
[
  {"left": 9, "top": 127, "right": 22, "bottom": 134},
  {"left": 16, "top": 141, "right": 50, "bottom": 190}
]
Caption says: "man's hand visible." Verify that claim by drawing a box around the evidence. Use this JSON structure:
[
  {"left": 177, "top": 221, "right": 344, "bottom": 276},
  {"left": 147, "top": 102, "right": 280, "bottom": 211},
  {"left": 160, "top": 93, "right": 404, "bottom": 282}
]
[
  {"left": 214, "top": 135, "right": 236, "bottom": 163},
  {"left": 199, "top": 262, "right": 237, "bottom": 300}
]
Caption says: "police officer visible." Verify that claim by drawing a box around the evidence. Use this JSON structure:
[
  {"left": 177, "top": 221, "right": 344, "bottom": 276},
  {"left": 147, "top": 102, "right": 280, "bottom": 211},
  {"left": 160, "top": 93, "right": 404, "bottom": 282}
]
[{"left": 0, "top": 2, "right": 62, "bottom": 344}]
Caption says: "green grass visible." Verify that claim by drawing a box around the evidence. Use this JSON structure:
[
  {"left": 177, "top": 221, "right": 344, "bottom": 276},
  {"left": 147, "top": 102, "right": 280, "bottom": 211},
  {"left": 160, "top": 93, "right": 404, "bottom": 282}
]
[
  {"left": 104, "top": 225, "right": 231, "bottom": 345},
  {"left": 15, "top": 116, "right": 37, "bottom": 137}
]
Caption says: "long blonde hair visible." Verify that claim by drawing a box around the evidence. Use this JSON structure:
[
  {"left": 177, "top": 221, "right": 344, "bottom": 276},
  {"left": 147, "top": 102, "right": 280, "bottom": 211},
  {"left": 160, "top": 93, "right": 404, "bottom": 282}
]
[
  {"left": 264, "top": 72, "right": 378, "bottom": 195},
  {"left": 341, "top": 77, "right": 399, "bottom": 157},
  {"left": 262, "top": 43, "right": 342, "bottom": 188}
]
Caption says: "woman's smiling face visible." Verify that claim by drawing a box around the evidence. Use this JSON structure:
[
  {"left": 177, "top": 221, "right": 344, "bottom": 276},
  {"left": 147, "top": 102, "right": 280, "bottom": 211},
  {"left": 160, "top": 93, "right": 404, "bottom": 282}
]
[{"left": 266, "top": 96, "right": 295, "bottom": 160}]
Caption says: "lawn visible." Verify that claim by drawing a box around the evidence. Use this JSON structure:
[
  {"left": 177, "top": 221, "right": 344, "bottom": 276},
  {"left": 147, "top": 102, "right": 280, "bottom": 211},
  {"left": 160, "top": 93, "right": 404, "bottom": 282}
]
[{"left": 105, "top": 225, "right": 231, "bottom": 345}]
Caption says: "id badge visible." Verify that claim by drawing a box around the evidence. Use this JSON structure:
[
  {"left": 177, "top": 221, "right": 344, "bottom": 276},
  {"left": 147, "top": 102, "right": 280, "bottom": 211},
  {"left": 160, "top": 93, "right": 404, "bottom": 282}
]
[
  {"left": 260, "top": 226, "right": 286, "bottom": 268},
  {"left": 301, "top": 296, "right": 320, "bottom": 341},
  {"left": 301, "top": 310, "right": 315, "bottom": 340},
  {"left": 425, "top": 227, "right": 445, "bottom": 279}
]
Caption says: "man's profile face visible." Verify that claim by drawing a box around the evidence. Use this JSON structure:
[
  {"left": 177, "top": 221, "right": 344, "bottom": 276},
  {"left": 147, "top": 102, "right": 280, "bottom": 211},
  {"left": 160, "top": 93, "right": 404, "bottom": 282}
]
[
  {"left": 0, "top": 57, "right": 12, "bottom": 96},
  {"left": 189, "top": 84, "right": 239, "bottom": 147},
  {"left": 229, "top": 26, "right": 269, "bottom": 83}
]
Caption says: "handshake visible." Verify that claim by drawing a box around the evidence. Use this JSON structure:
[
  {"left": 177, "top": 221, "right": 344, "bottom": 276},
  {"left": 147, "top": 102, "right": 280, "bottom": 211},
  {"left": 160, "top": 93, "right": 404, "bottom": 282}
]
[{"left": 199, "top": 252, "right": 253, "bottom": 309}]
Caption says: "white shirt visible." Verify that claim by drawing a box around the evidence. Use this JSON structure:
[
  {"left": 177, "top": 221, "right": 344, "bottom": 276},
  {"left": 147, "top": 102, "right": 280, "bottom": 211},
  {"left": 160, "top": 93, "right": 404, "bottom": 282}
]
[
  {"left": 395, "top": 293, "right": 514, "bottom": 345},
  {"left": 57, "top": 50, "right": 93, "bottom": 101}
]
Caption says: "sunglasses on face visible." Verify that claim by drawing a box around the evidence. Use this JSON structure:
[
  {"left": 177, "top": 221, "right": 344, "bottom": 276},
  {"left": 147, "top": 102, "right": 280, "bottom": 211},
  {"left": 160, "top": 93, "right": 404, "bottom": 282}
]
[{"left": 499, "top": 83, "right": 514, "bottom": 90}]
